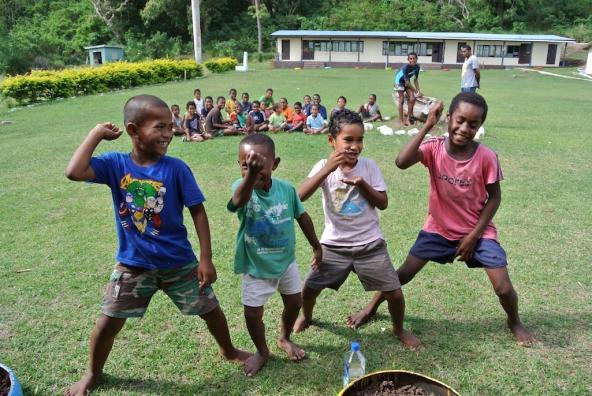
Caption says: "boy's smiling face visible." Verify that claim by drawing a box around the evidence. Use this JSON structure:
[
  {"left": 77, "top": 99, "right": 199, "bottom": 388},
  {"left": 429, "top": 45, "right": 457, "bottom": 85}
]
[
  {"left": 238, "top": 144, "right": 279, "bottom": 190},
  {"left": 446, "top": 101, "right": 484, "bottom": 147},
  {"left": 129, "top": 105, "right": 173, "bottom": 159}
]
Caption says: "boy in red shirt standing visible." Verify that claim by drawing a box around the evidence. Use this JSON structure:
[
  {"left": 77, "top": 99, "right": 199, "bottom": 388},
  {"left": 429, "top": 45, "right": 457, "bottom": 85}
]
[{"left": 348, "top": 92, "right": 536, "bottom": 347}]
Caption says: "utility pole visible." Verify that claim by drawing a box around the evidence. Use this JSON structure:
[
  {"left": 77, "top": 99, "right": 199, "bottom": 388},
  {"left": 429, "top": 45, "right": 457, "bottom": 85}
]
[{"left": 191, "top": 0, "right": 202, "bottom": 63}]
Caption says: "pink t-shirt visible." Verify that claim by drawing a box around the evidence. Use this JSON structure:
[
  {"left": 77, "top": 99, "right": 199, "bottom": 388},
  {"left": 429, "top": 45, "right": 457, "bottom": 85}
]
[
  {"left": 308, "top": 157, "right": 387, "bottom": 246},
  {"left": 419, "top": 137, "right": 503, "bottom": 241}
]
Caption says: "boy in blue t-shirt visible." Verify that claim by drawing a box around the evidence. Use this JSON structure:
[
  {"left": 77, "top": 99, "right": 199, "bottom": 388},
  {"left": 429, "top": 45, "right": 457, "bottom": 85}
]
[
  {"left": 395, "top": 52, "right": 422, "bottom": 126},
  {"left": 228, "top": 134, "right": 322, "bottom": 377},
  {"left": 64, "top": 95, "right": 250, "bottom": 395}
]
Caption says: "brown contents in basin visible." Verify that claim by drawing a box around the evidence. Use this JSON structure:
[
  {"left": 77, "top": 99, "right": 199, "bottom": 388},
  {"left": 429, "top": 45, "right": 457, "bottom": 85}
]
[{"left": 355, "top": 381, "right": 437, "bottom": 396}]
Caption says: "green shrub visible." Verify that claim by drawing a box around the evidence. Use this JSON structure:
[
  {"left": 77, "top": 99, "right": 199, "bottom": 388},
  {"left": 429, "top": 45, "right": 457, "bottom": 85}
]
[
  {"left": 0, "top": 59, "right": 203, "bottom": 105},
  {"left": 204, "top": 57, "right": 238, "bottom": 73}
]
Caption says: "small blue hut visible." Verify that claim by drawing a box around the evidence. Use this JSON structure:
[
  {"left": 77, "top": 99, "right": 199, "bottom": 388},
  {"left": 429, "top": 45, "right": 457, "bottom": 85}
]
[{"left": 85, "top": 45, "right": 125, "bottom": 66}]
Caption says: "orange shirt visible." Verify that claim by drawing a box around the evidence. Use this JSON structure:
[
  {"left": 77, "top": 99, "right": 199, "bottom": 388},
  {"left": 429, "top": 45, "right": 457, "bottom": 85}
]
[{"left": 282, "top": 106, "right": 294, "bottom": 122}]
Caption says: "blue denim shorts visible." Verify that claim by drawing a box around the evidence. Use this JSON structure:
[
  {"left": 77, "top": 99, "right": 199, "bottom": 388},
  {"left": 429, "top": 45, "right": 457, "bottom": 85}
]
[
  {"left": 461, "top": 87, "right": 478, "bottom": 93},
  {"left": 409, "top": 230, "right": 507, "bottom": 268}
]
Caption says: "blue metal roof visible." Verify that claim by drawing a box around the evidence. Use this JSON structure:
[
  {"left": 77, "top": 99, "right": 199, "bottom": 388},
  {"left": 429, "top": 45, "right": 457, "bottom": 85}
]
[{"left": 271, "top": 30, "right": 575, "bottom": 43}]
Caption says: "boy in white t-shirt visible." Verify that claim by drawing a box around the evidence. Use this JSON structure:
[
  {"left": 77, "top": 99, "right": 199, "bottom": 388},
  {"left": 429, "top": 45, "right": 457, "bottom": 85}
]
[
  {"left": 357, "top": 93, "right": 382, "bottom": 122},
  {"left": 293, "top": 109, "right": 421, "bottom": 349}
]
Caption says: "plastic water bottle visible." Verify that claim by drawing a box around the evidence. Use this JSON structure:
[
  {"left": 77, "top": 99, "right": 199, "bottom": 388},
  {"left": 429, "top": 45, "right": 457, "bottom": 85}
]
[{"left": 343, "top": 341, "right": 366, "bottom": 387}]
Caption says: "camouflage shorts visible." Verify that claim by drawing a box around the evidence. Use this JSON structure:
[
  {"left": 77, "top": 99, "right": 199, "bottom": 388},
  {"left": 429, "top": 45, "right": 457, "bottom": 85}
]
[{"left": 101, "top": 262, "right": 218, "bottom": 318}]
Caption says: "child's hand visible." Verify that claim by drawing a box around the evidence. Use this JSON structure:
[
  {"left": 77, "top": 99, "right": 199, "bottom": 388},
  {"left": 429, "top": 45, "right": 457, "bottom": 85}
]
[
  {"left": 455, "top": 234, "right": 478, "bottom": 262},
  {"left": 197, "top": 258, "right": 217, "bottom": 293},
  {"left": 310, "top": 246, "right": 322, "bottom": 272},
  {"left": 341, "top": 176, "right": 363, "bottom": 186},
  {"left": 325, "top": 150, "right": 346, "bottom": 171},
  {"left": 426, "top": 101, "right": 444, "bottom": 127},
  {"left": 92, "top": 122, "right": 122, "bottom": 141},
  {"left": 246, "top": 150, "right": 266, "bottom": 175}
]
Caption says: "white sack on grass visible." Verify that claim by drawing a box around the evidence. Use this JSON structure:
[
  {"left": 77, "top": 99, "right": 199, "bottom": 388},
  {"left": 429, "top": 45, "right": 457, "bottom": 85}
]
[{"left": 377, "top": 125, "right": 394, "bottom": 136}]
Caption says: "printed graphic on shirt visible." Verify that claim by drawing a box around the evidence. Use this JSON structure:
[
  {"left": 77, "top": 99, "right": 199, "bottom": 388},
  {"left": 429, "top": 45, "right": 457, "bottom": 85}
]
[
  {"left": 244, "top": 195, "right": 290, "bottom": 254},
  {"left": 118, "top": 174, "right": 166, "bottom": 236},
  {"left": 330, "top": 184, "right": 366, "bottom": 215},
  {"left": 437, "top": 173, "right": 473, "bottom": 187}
]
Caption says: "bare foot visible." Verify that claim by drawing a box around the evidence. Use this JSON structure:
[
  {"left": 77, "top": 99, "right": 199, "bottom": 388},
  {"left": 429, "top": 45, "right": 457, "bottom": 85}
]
[
  {"left": 278, "top": 338, "right": 305, "bottom": 362},
  {"left": 243, "top": 351, "right": 269, "bottom": 377},
  {"left": 509, "top": 321, "right": 536, "bottom": 347},
  {"left": 346, "top": 310, "right": 373, "bottom": 329},
  {"left": 395, "top": 329, "right": 422, "bottom": 350},
  {"left": 221, "top": 348, "right": 253, "bottom": 364},
  {"left": 65, "top": 372, "right": 100, "bottom": 396},
  {"left": 294, "top": 315, "right": 311, "bottom": 333}
]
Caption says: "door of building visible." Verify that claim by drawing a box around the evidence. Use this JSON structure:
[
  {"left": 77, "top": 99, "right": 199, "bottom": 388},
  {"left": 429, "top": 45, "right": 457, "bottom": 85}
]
[
  {"left": 546, "top": 44, "right": 557, "bottom": 65},
  {"left": 518, "top": 44, "right": 532, "bottom": 64},
  {"left": 281, "top": 40, "right": 290, "bottom": 60},
  {"left": 302, "top": 40, "right": 314, "bottom": 60},
  {"left": 432, "top": 43, "right": 443, "bottom": 63}
]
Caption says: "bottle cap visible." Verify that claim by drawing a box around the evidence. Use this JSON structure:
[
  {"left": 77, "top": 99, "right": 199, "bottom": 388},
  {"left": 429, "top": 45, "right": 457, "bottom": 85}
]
[{"left": 351, "top": 342, "right": 360, "bottom": 352}]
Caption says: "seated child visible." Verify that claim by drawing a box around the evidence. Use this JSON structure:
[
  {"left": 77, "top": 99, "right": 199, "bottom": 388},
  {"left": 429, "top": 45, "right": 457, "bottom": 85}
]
[
  {"left": 303, "top": 94, "right": 312, "bottom": 116},
  {"left": 260, "top": 101, "right": 271, "bottom": 120},
  {"left": 193, "top": 88, "right": 204, "bottom": 114},
  {"left": 171, "top": 104, "right": 185, "bottom": 136},
  {"left": 288, "top": 102, "right": 307, "bottom": 132},
  {"left": 357, "top": 94, "right": 382, "bottom": 122},
  {"left": 64, "top": 94, "right": 250, "bottom": 395},
  {"left": 230, "top": 102, "right": 247, "bottom": 133},
  {"left": 259, "top": 88, "right": 274, "bottom": 109},
  {"left": 228, "top": 133, "right": 322, "bottom": 376},
  {"left": 304, "top": 104, "right": 327, "bottom": 135},
  {"left": 311, "top": 94, "right": 328, "bottom": 120},
  {"left": 330, "top": 96, "right": 348, "bottom": 120},
  {"left": 241, "top": 92, "right": 252, "bottom": 114},
  {"left": 293, "top": 109, "right": 421, "bottom": 350},
  {"left": 279, "top": 97, "right": 294, "bottom": 123},
  {"left": 246, "top": 100, "right": 268, "bottom": 132},
  {"left": 347, "top": 93, "right": 536, "bottom": 347},
  {"left": 204, "top": 96, "right": 239, "bottom": 137},
  {"left": 201, "top": 96, "right": 214, "bottom": 118},
  {"left": 226, "top": 88, "right": 238, "bottom": 115},
  {"left": 183, "top": 101, "right": 209, "bottom": 142},
  {"left": 268, "top": 103, "right": 288, "bottom": 133}
]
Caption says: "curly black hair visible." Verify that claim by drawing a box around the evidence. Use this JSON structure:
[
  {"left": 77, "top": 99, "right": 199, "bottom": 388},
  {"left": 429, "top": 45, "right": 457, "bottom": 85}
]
[{"left": 328, "top": 109, "right": 363, "bottom": 137}]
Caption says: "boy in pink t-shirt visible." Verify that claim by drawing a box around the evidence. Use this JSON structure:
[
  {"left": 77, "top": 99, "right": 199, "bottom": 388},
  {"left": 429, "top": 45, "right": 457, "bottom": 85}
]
[{"left": 348, "top": 92, "right": 536, "bottom": 347}]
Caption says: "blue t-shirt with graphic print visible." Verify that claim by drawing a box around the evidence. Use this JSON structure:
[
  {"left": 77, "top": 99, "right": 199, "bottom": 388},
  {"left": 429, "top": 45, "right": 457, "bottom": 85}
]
[
  {"left": 227, "top": 178, "right": 305, "bottom": 279},
  {"left": 90, "top": 152, "right": 205, "bottom": 270}
]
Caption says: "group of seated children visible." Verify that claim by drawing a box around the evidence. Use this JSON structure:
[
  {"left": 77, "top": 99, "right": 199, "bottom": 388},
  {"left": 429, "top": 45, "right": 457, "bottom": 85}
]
[{"left": 171, "top": 88, "right": 385, "bottom": 142}]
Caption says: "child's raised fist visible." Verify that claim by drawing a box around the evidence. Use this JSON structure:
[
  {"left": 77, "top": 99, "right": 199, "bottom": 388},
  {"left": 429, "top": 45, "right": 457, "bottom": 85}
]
[{"left": 93, "top": 122, "right": 122, "bottom": 141}]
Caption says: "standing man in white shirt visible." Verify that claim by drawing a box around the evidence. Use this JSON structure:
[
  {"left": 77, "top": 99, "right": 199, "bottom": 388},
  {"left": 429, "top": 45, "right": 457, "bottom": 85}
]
[{"left": 460, "top": 45, "right": 480, "bottom": 93}]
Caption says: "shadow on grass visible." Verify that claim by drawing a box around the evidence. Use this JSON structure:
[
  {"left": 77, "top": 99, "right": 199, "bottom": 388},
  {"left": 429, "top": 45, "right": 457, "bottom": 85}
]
[{"left": 54, "top": 311, "right": 591, "bottom": 395}]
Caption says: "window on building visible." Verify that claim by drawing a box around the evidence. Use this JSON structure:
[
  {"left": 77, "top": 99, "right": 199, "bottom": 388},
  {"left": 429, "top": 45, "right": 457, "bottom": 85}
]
[
  {"left": 382, "top": 42, "right": 433, "bottom": 56},
  {"left": 330, "top": 40, "right": 364, "bottom": 52},
  {"left": 310, "top": 40, "right": 363, "bottom": 52},
  {"left": 476, "top": 44, "right": 504, "bottom": 57},
  {"left": 506, "top": 45, "right": 520, "bottom": 58}
]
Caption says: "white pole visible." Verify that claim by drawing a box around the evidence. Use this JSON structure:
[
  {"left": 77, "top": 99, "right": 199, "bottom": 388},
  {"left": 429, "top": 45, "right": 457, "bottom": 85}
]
[{"left": 191, "top": 0, "right": 202, "bottom": 64}]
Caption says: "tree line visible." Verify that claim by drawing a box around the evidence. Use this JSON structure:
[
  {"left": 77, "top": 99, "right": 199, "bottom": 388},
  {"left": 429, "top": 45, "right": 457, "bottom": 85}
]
[{"left": 1, "top": 0, "right": 590, "bottom": 74}]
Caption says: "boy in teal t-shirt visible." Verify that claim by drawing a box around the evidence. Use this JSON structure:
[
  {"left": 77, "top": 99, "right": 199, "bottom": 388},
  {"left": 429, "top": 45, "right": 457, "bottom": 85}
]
[{"left": 228, "top": 133, "right": 322, "bottom": 377}]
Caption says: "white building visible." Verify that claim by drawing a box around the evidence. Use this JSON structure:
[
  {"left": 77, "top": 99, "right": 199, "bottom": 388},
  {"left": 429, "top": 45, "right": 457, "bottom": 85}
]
[{"left": 272, "top": 30, "right": 575, "bottom": 68}]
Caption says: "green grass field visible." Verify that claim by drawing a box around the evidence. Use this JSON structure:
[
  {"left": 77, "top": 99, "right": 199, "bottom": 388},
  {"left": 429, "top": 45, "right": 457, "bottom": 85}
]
[{"left": 1, "top": 64, "right": 591, "bottom": 395}]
